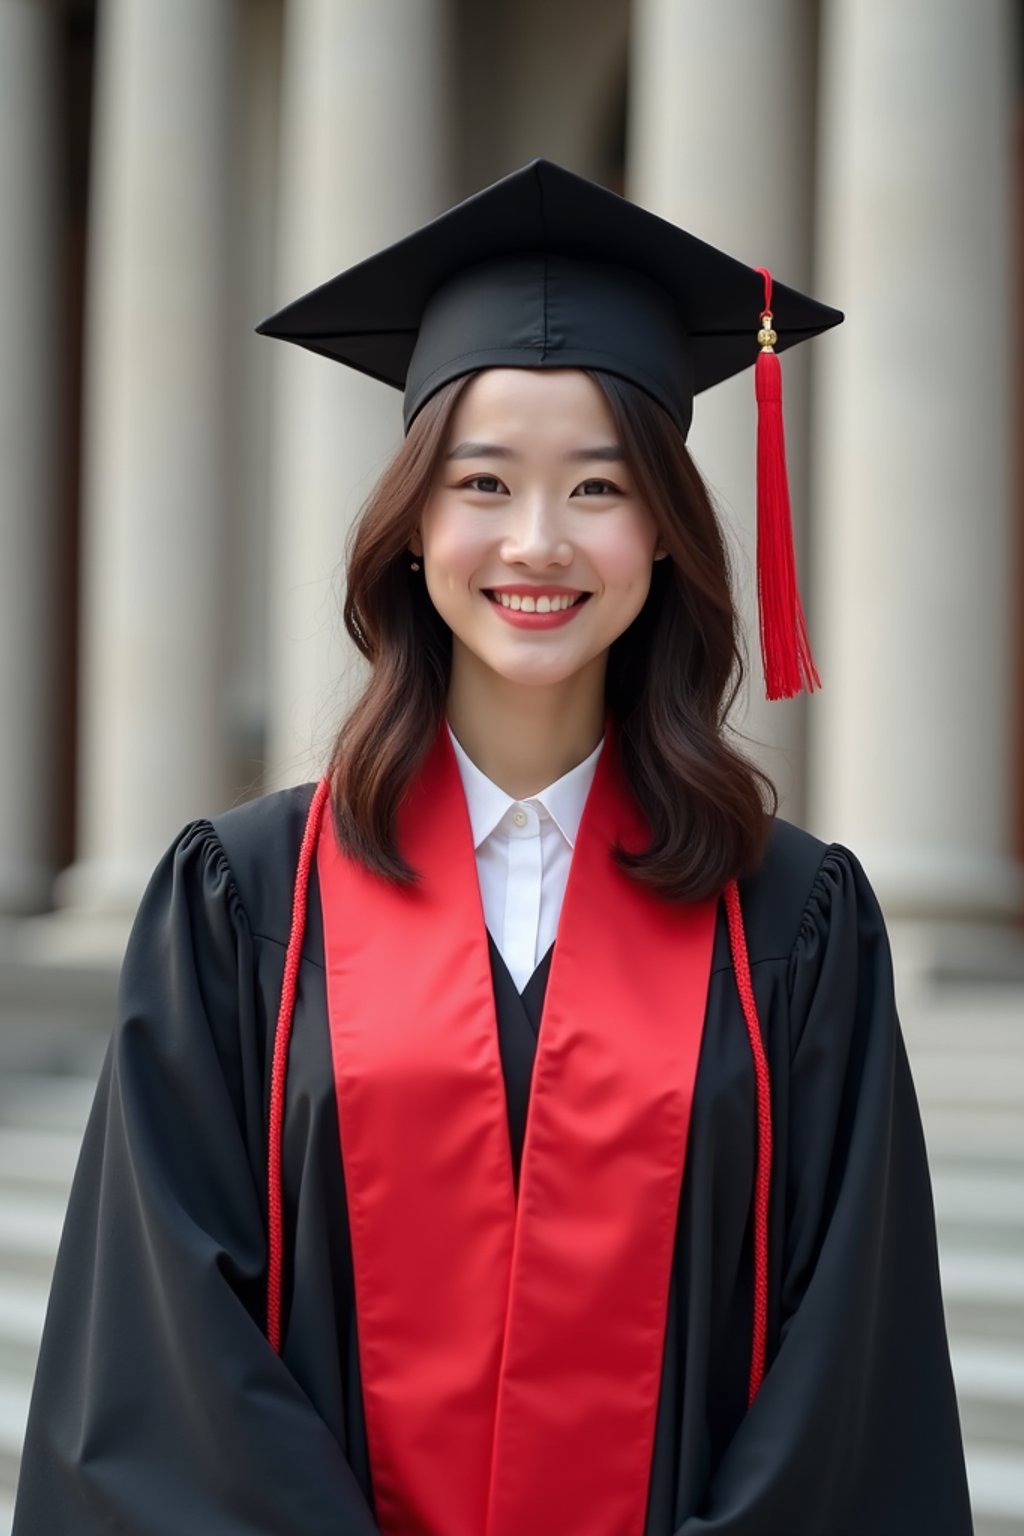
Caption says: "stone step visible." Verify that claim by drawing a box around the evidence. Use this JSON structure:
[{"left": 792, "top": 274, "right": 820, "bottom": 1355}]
[
  {"left": 911, "top": 1055, "right": 1024, "bottom": 1108},
  {"left": 902, "top": 995, "right": 1024, "bottom": 1032},
  {"left": 921, "top": 1109, "right": 1024, "bottom": 1166},
  {"left": 941, "top": 1251, "right": 1024, "bottom": 1343},
  {"left": 0, "top": 1128, "right": 81, "bottom": 1197},
  {"left": 0, "top": 1025, "right": 108, "bottom": 1082},
  {"left": 901, "top": 982, "right": 1024, "bottom": 1022},
  {"left": 0, "top": 1076, "right": 96, "bottom": 1138},
  {"left": 911, "top": 1048, "right": 1024, "bottom": 1076},
  {"left": 933, "top": 1171, "right": 1024, "bottom": 1252},
  {"left": 951, "top": 1339, "right": 1024, "bottom": 1449},
  {"left": 908, "top": 1034, "right": 1024, "bottom": 1062},
  {"left": 0, "top": 1192, "right": 62, "bottom": 1283},
  {"left": 0, "top": 1378, "right": 28, "bottom": 1505},
  {"left": 0, "top": 1275, "right": 46, "bottom": 1383},
  {"left": 930, "top": 1153, "right": 1024, "bottom": 1184},
  {"left": 965, "top": 1444, "right": 1024, "bottom": 1536},
  {"left": 933, "top": 1172, "right": 1024, "bottom": 1220}
]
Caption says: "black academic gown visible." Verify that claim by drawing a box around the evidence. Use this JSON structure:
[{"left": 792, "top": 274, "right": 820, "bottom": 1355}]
[{"left": 12, "top": 786, "right": 973, "bottom": 1536}]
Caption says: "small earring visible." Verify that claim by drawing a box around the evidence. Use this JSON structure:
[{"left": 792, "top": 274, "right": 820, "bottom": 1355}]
[{"left": 410, "top": 558, "right": 421, "bottom": 571}]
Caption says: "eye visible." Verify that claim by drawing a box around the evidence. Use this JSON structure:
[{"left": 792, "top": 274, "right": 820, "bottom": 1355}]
[
  {"left": 574, "top": 479, "right": 622, "bottom": 497},
  {"left": 460, "top": 474, "right": 507, "bottom": 494}
]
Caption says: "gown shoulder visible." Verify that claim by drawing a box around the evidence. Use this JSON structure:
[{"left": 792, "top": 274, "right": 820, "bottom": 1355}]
[
  {"left": 728, "top": 813, "right": 880, "bottom": 977},
  {"left": 209, "top": 782, "right": 320, "bottom": 946}
]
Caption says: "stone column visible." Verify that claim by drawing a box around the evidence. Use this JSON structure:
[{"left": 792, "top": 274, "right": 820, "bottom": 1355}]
[
  {"left": 627, "top": 0, "right": 819, "bottom": 818},
  {"left": 0, "top": 1, "right": 63, "bottom": 914},
  {"left": 263, "top": 0, "right": 454, "bottom": 788},
  {"left": 59, "top": 0, "right": 238, "bottom": 918},
  {"left": 460, "top": 0, "right": 630, "bottom": 189},
  {"left": 223, "top": 0, "right": 283, "bottom": 787},
  {"left": 811, "top": 0, "right": 1021, "bottom": 930}
]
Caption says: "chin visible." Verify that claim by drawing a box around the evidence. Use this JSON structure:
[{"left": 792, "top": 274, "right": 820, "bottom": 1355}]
[{"left": 485, "top": 655, "right": 592, "bottom": 689}]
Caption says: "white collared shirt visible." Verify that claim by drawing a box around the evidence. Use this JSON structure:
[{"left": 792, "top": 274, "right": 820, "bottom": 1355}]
[{"left": 446, "top": 721, "right": 604, "bottom": 992}]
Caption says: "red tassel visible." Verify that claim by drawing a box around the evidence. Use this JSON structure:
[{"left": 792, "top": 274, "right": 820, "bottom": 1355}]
[{"left": 753, "top": 269, "right": 820, "bottom": 700}]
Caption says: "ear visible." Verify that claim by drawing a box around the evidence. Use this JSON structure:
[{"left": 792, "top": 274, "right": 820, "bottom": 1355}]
[
  {"left": 409, "top": 531, "right": 423, "bottom": 557},
  {"left": 653, "top": 547, "right": 669, "bottom": 561}
]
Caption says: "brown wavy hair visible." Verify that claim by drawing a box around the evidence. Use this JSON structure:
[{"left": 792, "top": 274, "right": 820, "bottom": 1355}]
[{"left": 329, "top": 369, "right": 775, "bottom": 901}]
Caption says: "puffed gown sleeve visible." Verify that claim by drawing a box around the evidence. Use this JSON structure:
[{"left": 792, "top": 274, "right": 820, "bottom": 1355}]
[
  {"left": 11, "top": 820, "right": 381, "bottom": 1536},
  {"left": 677, "top": 845, "right": 973, "bottom": 1536}
]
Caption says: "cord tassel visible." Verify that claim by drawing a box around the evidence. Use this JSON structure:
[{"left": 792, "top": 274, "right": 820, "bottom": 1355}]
[
  {"left": 267, "top": 775, "right": 331, "bottom": 1351},
  {"left": 754, "top": 268, "right": 820, "bottom": 700},
  {"left": 724, "top": 879, "right": 772, "bottom": 1404}
]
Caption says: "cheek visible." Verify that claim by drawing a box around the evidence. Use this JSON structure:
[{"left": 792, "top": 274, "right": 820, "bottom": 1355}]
[
  {"left": 421, "top": 504, "right": 489, "bottom": 593},
  {"left": 597, "top": 517, "right": 659, "bottom": 588}
]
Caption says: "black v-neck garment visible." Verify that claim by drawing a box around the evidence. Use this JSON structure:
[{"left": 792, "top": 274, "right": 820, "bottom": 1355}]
[
  {"left": 13, "top": 786, "right": 973, "bottom": 1535},
  {"left": 487, "top": 929, "right": 552, "bottom": 1194}
]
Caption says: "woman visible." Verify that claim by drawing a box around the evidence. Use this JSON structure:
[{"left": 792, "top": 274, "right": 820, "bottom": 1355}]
[{"left": 14, "top": 161, "right": 972, "bottom": 1535}]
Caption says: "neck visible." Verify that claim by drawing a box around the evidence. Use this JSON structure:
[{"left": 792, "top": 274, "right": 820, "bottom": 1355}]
[{"left": 445, "top": 647, "right": 607, "bottom": 798}]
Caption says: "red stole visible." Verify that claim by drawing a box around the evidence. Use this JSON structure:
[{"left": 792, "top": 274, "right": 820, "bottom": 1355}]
[{"left": 316, "top": 719, "right": 718, "bottom": 1536}]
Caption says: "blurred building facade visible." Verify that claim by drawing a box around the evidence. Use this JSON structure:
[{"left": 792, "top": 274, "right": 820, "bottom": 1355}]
[{"left": 1, "top": 0, "right": 1022, "bottom": 967}]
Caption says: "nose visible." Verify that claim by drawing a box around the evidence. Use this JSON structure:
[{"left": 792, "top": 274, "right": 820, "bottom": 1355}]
[{"left": 500, "top": 492, "right": 573, "bottom": 567}]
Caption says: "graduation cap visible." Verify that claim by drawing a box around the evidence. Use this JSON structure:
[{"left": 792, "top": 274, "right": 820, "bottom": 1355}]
[{"left": 257, "top": 159, "right": 843, "bottom": 699}]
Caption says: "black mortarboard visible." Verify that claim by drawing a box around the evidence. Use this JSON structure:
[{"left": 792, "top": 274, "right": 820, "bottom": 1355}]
[
  {"left": 257, "top": 159, "right": 843, "bottom": 698},
  {"left": 257, "top": 158, "right": 840, "bottom": 437}
]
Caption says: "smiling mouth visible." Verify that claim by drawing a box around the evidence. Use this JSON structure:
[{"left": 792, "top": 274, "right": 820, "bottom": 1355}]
[{"left": 483, "top": 591, "right": 591, "bottom": 613}]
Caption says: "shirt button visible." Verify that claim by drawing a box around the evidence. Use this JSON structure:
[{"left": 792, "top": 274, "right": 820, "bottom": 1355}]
[{"left": 513, "top": 809, "right": 527, "bottom": 827}]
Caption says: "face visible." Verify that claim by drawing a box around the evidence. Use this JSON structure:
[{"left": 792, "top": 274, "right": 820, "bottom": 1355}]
[{"left": 411, "top": 369, "right": 666, "bottom": 696}]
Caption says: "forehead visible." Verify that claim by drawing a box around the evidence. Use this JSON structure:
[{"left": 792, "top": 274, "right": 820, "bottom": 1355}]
[{"left": 449, "top": 368, "right": 617, "bottom": 441}]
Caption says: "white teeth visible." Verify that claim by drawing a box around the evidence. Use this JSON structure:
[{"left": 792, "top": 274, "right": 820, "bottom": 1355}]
[{"left": 493, "top": 592, "right": 580, "bottom": 612}]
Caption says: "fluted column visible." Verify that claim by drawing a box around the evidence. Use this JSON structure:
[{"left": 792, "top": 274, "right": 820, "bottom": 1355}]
[
  {"left": 0, "top": 0, "right": 63, "bottom": 914},
  {"left": 811, "top": 0, "right": 1021, "bottom": 925},
  {"left": 627, "top": 0, "right": 819, "bottom": 818},
  {"left": 264, "top": 0, "right": 454, "bottom": 788},
  {"left": 60, "top": 0, "right": 238, "bottom": 916}
]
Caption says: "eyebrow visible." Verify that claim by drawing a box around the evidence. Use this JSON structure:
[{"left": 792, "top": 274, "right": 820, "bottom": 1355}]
[{"left": 446, "top": 441, "right": 626, "bottom": 463}]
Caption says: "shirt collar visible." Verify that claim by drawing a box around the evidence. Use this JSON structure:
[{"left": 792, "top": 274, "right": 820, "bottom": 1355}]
[{"left": 447, "top": 721, "right": 604, "bottom": 850}]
